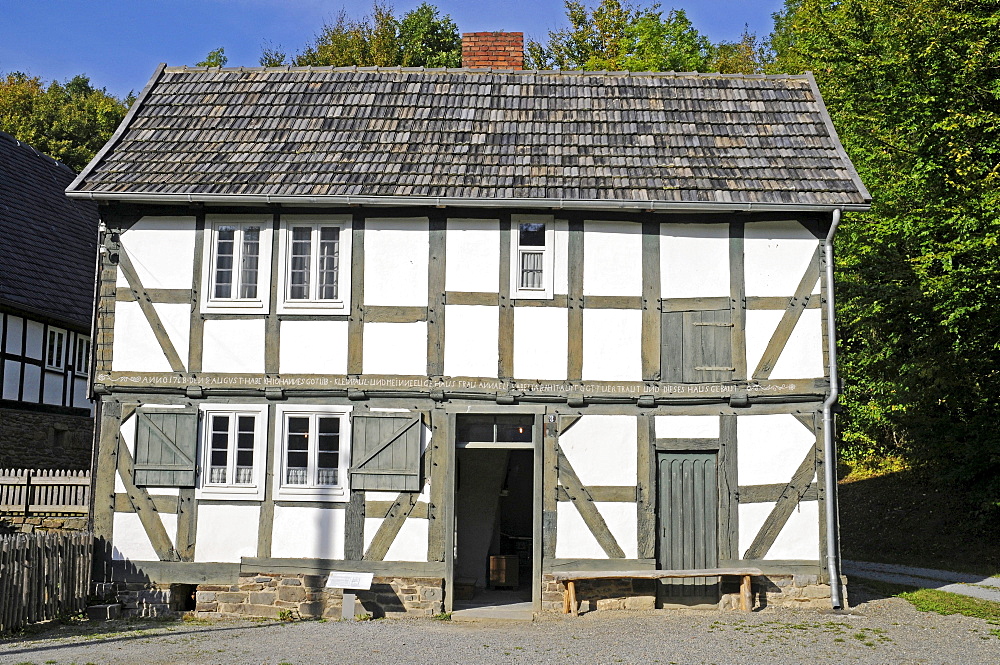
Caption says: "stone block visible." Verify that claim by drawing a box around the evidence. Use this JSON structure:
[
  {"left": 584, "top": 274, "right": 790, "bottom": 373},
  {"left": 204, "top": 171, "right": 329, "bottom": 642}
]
[
  {"left": 217, "top": 592, "right": 249, "bottom": 604},
  {"left": 542, "top": 592, "right": 564, "bottom": 603},
  {"left": 195, "top": 602, "right": 218, "bottom": 612},
  {"left": 624, "top": 596, "right": 656, "bottom": 611},
  {"left": 275, "top": 600, "right": 300, "bottom": 609},
  {"left": 239, "top": 584, "right": 264, "bottom": 592},
  {"left": 278, "top": 585, "right": 306, "bottom": 602},
  {"left": 280, "top": 578, "right": 302, "bottom": 586},
  {"left": 803, "top": 584, "right": 831, "bottom": 599},
  {"left": 298, "top": 601, "right": 324, "bottom": 618},
  {"left": 198, "top": 585, "right": 230, "bottom": 592},
  {"left": 196, "top": 591, "right": 217, "bottom": 603},
  {"left": 596, "top": 598, "right": 623, "bottom": 611},
  {"left": 249, "top": 591, "right": 276, "bottom": 605},
  {"left": 86, "top": 604, "right": 122, "bottom": 621},
  {"left": 241, "top": 604, "right": 283, "bottom": 619},
  {"left": 302, "top": 575, "right": 326, "bottom": 588},
  {"left": 255, "top": 576, "right": 273, "bottom": 584},
  {"left": 421, "top": 587, "right": 442, "bottom": 601}
]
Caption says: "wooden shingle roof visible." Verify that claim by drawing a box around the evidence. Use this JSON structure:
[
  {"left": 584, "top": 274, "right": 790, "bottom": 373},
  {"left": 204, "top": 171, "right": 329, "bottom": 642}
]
[
  {"left": 67, "top": 66, "right": 870, "bottom": 211},
  {"left": 0, "top": 132, "right": 98, "bottom": 330}
]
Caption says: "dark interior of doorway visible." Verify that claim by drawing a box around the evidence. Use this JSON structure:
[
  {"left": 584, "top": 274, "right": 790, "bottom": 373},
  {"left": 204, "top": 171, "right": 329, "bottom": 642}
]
[{"left": 454, "top": 448, "right": 533, "bottom": 606}]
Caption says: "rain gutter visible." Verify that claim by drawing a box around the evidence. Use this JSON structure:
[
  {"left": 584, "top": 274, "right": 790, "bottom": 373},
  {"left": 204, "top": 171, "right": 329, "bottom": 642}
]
[{"left": 823, "top": 208, "right": 844, "bottom": 609}]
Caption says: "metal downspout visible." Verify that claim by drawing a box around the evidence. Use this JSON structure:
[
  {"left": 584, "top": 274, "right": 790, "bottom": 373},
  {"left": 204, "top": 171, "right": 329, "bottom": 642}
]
[{"left": 823, "top": 209, "right": 844, "bottom": 609}]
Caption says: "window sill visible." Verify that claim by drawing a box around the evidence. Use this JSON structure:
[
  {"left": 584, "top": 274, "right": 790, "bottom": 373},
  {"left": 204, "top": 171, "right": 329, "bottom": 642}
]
[
  {"left": 273, "top": 487, "right": 349, "bottom": 502},
  {"left": 197, "top": 485, "right": 265, "bottom": 501}
]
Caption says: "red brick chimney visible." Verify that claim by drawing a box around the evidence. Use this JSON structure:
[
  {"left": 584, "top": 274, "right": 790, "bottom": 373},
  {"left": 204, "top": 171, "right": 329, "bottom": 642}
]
[{"left": 461, "top": 32, "right": 524, "bottom": 70}]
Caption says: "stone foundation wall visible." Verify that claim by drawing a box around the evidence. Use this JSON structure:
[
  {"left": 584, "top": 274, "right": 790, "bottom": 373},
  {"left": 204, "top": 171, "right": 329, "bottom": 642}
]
[
  {"left": 116, "top": 583, "right": 186, "bottom": 618},
  {"left": 0, "top": 407, "right": 93, "bottom": 469},
  {"left": 543, "top": 573, "right": 847, "bottom": 612},
  {"left": 194, "top": 574, "right": 444, "bottom": 620},
  {"left": 0, "top": 516, "right": 88, "bottom": 534}
]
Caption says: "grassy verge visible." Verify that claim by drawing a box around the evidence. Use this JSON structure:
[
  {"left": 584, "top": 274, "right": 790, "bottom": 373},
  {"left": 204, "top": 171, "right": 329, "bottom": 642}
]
[{"left": 855, "top": 578, "right": 1000, "bottom": 635}]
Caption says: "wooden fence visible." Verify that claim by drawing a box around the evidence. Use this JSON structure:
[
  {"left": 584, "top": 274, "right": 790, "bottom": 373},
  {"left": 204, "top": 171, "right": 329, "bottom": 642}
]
[
  {"left": 0, "top": 469, "right": 90, "bottom": 517},
  {"left": 0, "top": 530, "right": 93, "bottom": 634}
]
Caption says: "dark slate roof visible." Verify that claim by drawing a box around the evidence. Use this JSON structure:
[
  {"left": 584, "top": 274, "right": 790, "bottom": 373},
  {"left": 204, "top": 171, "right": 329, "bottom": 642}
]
[
  {"left": 68, "top": 66, "right": 870, "bottom": 210},
  {"left": 0, "top": 132, "right": 99, "bottom": 330}
]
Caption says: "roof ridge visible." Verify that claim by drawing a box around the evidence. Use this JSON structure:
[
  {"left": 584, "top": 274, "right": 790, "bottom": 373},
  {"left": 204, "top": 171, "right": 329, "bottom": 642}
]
[
  {"left": 164, "top": 64, "right": 812, "bottom": 80},
  {"left": 0, "top": 130, "right": 77, "bottom": 175}
]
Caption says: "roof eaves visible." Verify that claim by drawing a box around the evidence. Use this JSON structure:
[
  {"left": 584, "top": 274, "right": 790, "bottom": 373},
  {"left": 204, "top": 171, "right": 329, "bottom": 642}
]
[
  {"left": 64, "top": 190, "right": 872, "bottom": 213},
  {"left": 805, "top": 71, "right": 872, "bottom": 204},
  {"left": 65, "top": 63, "right": 167, "bottom": 194}
]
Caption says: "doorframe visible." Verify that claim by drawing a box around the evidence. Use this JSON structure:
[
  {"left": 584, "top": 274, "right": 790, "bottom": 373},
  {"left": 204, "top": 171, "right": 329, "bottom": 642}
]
[{"left": 442, "top": 409, "right": 543, "bottom": 613}]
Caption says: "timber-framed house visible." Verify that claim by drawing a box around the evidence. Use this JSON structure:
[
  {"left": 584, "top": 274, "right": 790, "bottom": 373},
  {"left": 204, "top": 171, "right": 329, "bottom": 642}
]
[
  {"left": 67, "top": 33, "right": 870, "bottom": 617},
  {"left": 1, "top": 131, "right": 97, "bottom": 470}
]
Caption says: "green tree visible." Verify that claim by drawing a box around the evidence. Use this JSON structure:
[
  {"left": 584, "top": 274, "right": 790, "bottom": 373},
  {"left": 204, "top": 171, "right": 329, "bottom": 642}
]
[
  {"left": 769, "top": 0, "right": 1000, "bottom": 518},
  {"left": 708, "top": 28, "right": 769, "bottom": 74},
  {"left": 197, "top": 47, "right": 229, "bottom": 67},
  {"left": 0, "top": 72, "right": 130, "bottom": 171},
  {"left": 258, "top": 2, "right": 460, "bottom": 68},
  {"left": 526, "top": 0, "right": 712, "bottom": 71}
]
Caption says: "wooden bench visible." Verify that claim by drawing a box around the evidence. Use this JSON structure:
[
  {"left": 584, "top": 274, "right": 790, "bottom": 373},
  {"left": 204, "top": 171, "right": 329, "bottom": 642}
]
[{"left": 550, "top": 567, "right": 764, "bottom": 615}]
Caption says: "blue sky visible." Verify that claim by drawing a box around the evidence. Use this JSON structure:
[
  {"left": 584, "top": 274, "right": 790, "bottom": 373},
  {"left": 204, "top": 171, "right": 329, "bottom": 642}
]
[{"left": 1, "top": 0, "right": 786, "bottom": 99}]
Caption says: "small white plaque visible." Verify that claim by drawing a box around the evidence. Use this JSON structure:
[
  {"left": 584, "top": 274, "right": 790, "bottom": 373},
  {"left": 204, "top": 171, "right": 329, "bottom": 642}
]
[{"left": 326, "top": 571, "right": 374, "bottom": 590}]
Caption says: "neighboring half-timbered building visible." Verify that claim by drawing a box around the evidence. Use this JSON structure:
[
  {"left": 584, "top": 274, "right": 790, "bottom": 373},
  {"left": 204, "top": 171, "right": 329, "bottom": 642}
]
[
  {"left": 1, "top": 131, "right": 97, "bottom": 470},
  {"left": 67, "top": 35, "right": 870, "bottom": 618}
]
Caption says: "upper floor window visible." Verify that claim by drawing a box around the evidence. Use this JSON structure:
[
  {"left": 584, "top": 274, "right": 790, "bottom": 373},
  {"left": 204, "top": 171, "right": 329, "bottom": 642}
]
[
  {"left": 202, "top": 215, "right": 272, "bottom": 313},
  {"left": 75, "top": 336, "right": 91, "bottom": 376},
  {"left": 45, "top": 328, "right": 66, "bottom": 370},
  {"left": 274, "top": 404, "right": 351, "bottom": 500},
  {"left": 277, "top": 215, "right": 352, "bottom": 313},
  {"left": 511, "top": 215, "right": 555, "bottom": 300}
]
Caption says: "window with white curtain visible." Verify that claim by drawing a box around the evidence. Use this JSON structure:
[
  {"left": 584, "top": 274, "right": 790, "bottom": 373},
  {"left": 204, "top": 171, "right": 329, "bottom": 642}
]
[
  {"left": 198, "top": 404, "right": 267, "bottom": 498},
  {"left": 275, "top": 405, "right": 352, "bottom": 500},
  {"left": 277, "top": 216, "right": 352, "bottom": 313},
  {"left": 511, "top": 215, "right": 555, "bottom": 299},
  {"left": 203, "top": 215, "right": 272, "bottom": 312}
]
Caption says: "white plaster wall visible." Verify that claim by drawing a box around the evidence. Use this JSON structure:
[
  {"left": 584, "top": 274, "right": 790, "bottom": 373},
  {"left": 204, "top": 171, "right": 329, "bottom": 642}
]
[
  {"left": 42, "top": 371, "right": 62, "bottom": 405},
  {"left": 117, "top": 216, "right": 196, "bottom": 289},
  {"left": 365, "top": 482, "right": 432, "bottom": 504},
  {"left": 2, "top": 360, "right": 18, "bottom": 400},
  {"left": 24, "top": 320, "right": 43, "bottom": 359},
  {"left": 73, "top": 377, "right": 89, "bottom": 410},
  {"left": 513, "top": 307, "right": 567, "bottom": 380},
  {"left": 745, "top": 309, "right": 824, "bottom": 380},
  {"left": 558, "top": 415, "right": 637, "bottom": 486},
  {"left": 364, "top": 218, "right": 429, "bottom": 307},
  {"left": 111, "top": 302, "right": 191, "bottom": 373},
  {"left": 362, "top": 517, "right": 430, "bottom": 562},
  {"left": 737, "top": 414, "right": 816, "bottom": 486},
  {"left": 660, "top": 222, "right": 730, "bottom": 298},
  {"left": 194, "top": 504, "right": 260, "bottom": 563},
  {"left": 738, "top": 500, "right": 819, "bottom": 560},
  {"left": 744, "top": 221, "right": 819, "bottom": 297},
  {"left": 554, "top": 219, "right": 569, "bottom": 295},
  {"left": 4, "top": 315, "right": 22, "bottom": 354},
  {"left": 445, "top": 219, "right": 499, "bottom": 293},
  {"left": 581, "top": 309, "right": 642, "bottom": 381},
  {"left": 443, "top": 305, "right": 498, "bottom": 377},
  {"left": 363, "top": 321, "right": 427, "bottom": 375},
  {"left": 270, "top": 505, "right": 345, "bottom": 560},
  {"left": 21, "top": 364, "right": 40, "bottom": 402},
  {"left": 555, "top": 502, "right": 639, "bottom": 559},
  {"left": 202, "top": 318, "right": 265, "bottom": 374},
  {"left": 583, "top": 221, "right": 643, "bottom": 296},
  {"left": 279, "top": 320, "right": 349, "bottom": 375},
  {"left": 112, "top": 512, "right": 178, "bottom": 561},
  {"left": 654, "top": 415, "right": 720, "bottom": 439}
]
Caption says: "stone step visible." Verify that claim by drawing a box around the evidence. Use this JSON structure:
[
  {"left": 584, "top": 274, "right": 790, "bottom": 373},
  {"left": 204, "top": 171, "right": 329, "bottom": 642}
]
[{"left": 86, "top": 603, "right": 122, "bottom": 621}]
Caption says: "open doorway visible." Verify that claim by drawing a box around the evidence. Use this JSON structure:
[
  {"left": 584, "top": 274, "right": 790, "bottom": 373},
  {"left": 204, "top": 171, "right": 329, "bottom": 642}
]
[{"left": 453, "top": 415, "right": 535, "bottom": 609}]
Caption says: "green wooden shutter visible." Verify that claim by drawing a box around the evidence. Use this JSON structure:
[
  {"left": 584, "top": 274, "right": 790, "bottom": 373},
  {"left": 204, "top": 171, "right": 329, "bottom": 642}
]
[
  {"left": 661, "top": 308, "right": 734, "bottom": 383},
  {"left": 133, "top": 408, "right": 199, "bottom": 487},
  {"left": 350, "top": 413, "right": 423, "bottom": 491}
]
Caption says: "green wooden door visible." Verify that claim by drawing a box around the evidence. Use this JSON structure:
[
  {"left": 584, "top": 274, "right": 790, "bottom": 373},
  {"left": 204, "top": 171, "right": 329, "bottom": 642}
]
[{"left": 658, "top": 451, "right": 719, "bottom": 602}]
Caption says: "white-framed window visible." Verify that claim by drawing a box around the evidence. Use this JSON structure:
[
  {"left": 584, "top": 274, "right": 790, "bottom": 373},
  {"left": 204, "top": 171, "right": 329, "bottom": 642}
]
[
  {"left": 202, "top": 215, "right": 273, "bottom": 313},
  {"left": 510, "top": 214, "right": 555, "bottom": 300},
  {"left": 277, "top": 215, "right": 352, "bottom": 313},
  {"left": 74, "top": 336, "right": 91, "bottom": 376},
  {"left": 197, "top": 404, "right": 268, "bottom": 499},
  {"left": 274, "top": 404, "right": 352, "bottom": 501},
  {"left": 45, "top": 327, "right": 66, "bottom": 370}
]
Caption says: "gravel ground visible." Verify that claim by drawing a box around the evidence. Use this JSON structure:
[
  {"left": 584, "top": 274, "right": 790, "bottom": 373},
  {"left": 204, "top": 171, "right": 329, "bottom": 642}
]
[{"left": 1, "top": 588, "right": 998, "bottom": 665}]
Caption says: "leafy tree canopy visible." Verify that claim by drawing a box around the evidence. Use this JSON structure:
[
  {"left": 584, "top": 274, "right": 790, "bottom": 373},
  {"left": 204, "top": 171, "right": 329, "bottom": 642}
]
[
  {"left": 0, "top": 72, "right": 130, "bottom": 171},
  {"left": 259, "top": 2, "right": 461, "bottom": 68},
  {"left": 526, "top": 0, "right": 769, "bottom": 73},
  {"left": 197, "top": 47, "right": 229, "bottom": 68},
  {"left": 769, "top": 0, "right": 1000, "bottom": 516}
]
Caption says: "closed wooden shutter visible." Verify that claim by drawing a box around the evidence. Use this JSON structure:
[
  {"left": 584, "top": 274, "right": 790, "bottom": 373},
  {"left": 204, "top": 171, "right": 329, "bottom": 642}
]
[
  {"left": 350, "top": 413, "right": 422, "bottom": 491},
  {"left": 133, "top": 408, "right": 199, "bottom": 487},
  {"left": 661, "top": 308, "right": 734, "bottom": 383}
]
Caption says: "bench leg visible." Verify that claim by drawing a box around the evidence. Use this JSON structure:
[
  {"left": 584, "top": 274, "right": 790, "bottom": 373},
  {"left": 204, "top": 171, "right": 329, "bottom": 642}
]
[
  {"left": 563, "top": 583, "right": 570, "bottom": 614},
  {"left": 739, "top": 575, "right": 752, "bottom": 611},
  {"left": 568, "top": 580, "right": 578, "bottom": 616}
]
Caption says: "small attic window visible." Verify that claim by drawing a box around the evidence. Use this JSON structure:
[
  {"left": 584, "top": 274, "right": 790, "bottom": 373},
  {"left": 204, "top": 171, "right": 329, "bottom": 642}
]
[{"left": 511, "top": 215, "right": 554, "bottom": 300}]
